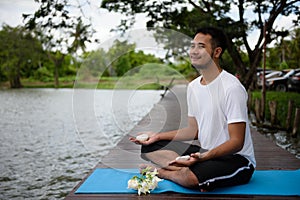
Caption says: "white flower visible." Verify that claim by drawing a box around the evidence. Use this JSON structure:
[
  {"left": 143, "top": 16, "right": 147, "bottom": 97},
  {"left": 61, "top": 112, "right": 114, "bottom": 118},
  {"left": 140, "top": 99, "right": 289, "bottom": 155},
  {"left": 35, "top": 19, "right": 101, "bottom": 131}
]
[
  {"left": 138, "top": 186, "right": 148, "bottom": 195},
  {"left": 127, "top": 178, "right": 139, "bottom": 190},
  {"left": 127, "top": 167, "right": 163, "bottom": 195},
  {"left": 139, "top": 180, "right": 150, "bottom": 195},
  {"left": 148, "top": 176, "right": 163, "bottom": 190},
  {"left": 152, "top": 168, "right": 159, "bottom": 175}
]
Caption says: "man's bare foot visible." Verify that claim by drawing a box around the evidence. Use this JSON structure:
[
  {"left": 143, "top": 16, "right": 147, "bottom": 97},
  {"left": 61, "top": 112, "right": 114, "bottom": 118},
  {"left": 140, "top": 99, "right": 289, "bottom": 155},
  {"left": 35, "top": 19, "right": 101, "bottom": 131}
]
[{"left": 139, "top": 163, "right": 200, "bottom": 190}]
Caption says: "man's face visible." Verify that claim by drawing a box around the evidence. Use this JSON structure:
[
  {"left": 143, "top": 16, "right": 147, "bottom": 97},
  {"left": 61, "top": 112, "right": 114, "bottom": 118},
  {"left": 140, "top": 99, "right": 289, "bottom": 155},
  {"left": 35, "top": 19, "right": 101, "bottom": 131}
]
[{"left": 189, "top": 33, "right": 214, "bottom": 70}]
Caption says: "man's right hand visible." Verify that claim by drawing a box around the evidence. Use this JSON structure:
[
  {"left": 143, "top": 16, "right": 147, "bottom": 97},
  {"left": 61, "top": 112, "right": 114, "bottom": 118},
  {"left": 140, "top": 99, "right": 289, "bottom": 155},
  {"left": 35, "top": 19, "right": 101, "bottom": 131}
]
[{"left": 129, "top": 131, "right": 158, "bottom": 145}]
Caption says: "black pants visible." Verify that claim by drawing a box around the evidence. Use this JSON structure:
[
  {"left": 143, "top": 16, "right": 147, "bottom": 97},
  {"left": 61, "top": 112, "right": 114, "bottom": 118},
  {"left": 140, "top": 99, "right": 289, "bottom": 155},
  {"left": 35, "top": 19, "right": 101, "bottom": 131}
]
[{"left": 141, "top": 140, "right": 254, "bottom": 191}]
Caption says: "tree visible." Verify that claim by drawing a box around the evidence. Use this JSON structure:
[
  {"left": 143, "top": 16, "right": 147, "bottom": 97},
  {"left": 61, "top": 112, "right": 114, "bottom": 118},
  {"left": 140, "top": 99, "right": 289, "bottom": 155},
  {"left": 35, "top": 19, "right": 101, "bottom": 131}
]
[
  {"left": 278, "top": 28, "right": 300, "bottom": 68},
  {"left": 268, "top": 28, "right": 300, "bottom": 69},
  {"left": 106, "top": 40, "right": 136, "bottom": 76},
  {"left": 79, "top": 48, "right": 109, "bottom": 80},
  {"left": 285, "top": 28, "right": 300, "bottom": 68},
  {"left": 23, "top": 0, "right": 93, "bottom": 88},
  {"left": 107, "top": 39, "right": 164, "bottom": 76},
  {"left": 0, "top": 25, "right": 43, "bottom": 88},
  {"left": 101, "top": 0, "right": 300, "bottom": 90},
  {"left": 78, "top": 39, "right": 164, "bottom": 83}
]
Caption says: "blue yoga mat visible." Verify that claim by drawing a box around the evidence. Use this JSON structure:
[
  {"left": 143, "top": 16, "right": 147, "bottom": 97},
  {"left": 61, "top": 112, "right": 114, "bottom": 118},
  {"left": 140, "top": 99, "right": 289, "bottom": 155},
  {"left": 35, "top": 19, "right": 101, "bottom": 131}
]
[{"left": 75, "top": 168, "right": 300, "bottom": 196}]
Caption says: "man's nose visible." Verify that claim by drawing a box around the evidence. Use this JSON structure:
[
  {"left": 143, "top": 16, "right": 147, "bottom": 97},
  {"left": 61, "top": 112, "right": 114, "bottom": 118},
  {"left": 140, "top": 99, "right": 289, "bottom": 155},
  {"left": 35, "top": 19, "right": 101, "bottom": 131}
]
[{"left": 190, "top": 47, "right": 199, "bottom": 55}]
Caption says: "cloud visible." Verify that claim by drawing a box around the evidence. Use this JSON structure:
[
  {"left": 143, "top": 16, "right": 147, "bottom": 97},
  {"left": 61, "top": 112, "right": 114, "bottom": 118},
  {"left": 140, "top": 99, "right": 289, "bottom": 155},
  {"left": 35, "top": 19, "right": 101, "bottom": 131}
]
[
  {"left": 0, "top": 0, "right": 39, "bottom": 27},
  {"left": 0, "top": 0, "right": 149, "bottom": 51}
]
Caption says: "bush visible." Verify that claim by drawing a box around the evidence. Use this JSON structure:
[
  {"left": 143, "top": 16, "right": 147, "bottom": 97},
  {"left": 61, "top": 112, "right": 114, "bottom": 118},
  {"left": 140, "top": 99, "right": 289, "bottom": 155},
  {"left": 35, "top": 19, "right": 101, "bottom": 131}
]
[
  {"left": 279, "top": 61, "right": 289, "bottom": 70},
  {"left": 0, "top": 68, "right": 8, "bottom": 82},
  {"left": 134, "top": 63, "right": 181, "bottom": 79},
  {"left": 252, "top": 91, "right": 300, "bottom": 129},
  {"left": 33, "top": 67, "right": 53, "bottom": 82}
]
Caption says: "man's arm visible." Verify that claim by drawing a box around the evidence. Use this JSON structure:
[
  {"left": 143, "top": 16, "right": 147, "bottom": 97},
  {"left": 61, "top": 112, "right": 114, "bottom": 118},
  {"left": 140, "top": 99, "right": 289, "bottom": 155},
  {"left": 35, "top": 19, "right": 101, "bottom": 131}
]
[
  {"left": 169, "top": 122, "right": 246, "bottom": 167},
  {"left": 158, "top": 117, "right": 198, "bottom": 141},
  {"left": 130, "top": 117, "right": 198, "bottom": 145},
  {"left": 197, "top": 122, "right": 245, "bottom": 161}
]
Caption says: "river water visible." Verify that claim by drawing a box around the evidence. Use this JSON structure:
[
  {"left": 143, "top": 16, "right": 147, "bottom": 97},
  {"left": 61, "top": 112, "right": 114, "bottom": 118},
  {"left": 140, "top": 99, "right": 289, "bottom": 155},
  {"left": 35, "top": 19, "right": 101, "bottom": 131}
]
[{"left": 0, "top": 89, "right": 162, "bottom": 200}]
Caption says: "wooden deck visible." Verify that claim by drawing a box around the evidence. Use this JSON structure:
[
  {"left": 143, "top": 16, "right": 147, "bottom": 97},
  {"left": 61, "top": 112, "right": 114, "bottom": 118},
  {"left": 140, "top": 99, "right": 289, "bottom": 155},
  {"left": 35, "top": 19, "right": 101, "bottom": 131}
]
[{"left": 65, "top": 85, "right": 300, "bottom": 200}]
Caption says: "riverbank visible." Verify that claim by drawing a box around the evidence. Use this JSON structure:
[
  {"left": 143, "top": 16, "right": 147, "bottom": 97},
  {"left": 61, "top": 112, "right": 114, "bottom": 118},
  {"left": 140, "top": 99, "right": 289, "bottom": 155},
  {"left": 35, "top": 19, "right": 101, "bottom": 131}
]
[{"left": 1, "top": 75, "right": 189, "bottom": 90}]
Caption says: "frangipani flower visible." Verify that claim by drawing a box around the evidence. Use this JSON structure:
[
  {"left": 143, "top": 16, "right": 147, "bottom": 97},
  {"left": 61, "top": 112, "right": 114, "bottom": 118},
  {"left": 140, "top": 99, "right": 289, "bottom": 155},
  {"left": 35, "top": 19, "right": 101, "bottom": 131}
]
[
  {"left": 127, "top": 177, "right": 139, "bottom": 190},
  {"left": 148, "top": 176, "right": 162, "bottom": 190},
  {"left": 127, "top": 167, "right": 163, "bottom": 195}
]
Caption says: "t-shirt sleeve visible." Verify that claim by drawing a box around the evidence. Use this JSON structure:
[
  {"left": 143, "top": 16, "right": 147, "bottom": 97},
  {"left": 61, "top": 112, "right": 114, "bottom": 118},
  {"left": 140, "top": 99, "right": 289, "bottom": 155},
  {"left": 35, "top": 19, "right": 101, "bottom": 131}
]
[
  {"left": 187, "top": 84, "right": 195, "bottom": 117},
  {"left": 225, "top": 84, "right": 248, "bottom": 124}
]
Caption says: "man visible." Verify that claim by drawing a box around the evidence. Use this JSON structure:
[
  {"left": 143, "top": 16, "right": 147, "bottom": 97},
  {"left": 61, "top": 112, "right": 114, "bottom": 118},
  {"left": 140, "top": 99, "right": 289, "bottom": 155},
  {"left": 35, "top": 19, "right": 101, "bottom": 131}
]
[{"left": 130, "top": 27, "right": 255, "bottom": 191}]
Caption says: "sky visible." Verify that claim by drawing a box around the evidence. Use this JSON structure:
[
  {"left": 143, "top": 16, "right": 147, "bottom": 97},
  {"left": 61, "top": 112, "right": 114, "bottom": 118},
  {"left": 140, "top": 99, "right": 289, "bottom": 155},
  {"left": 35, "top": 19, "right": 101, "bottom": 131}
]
[
  {"left": 0, "top": 0, "right": 298, "bottom": 51},
  {"left": 0, "top": 0, "right": 150, "bottom": 51}
]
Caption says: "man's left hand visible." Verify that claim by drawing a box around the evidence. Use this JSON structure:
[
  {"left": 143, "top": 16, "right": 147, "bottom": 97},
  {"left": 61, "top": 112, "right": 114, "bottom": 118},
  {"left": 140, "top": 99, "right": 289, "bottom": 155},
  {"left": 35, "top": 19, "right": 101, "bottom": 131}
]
[{"left": 169, "top": 152, "right": 201, "bottom": 167}]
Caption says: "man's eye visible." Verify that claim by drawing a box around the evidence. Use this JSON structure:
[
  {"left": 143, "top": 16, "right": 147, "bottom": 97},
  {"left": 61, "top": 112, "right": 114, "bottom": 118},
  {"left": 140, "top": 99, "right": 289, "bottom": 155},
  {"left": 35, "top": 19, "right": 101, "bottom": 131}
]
[{"left": 190, "top": 44, "right": 205, "bottom": 49}]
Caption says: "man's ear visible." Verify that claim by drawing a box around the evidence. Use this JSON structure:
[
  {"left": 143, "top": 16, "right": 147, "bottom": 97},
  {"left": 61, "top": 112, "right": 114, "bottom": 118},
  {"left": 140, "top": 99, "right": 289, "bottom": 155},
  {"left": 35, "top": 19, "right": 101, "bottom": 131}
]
[{"left": 214, "top": 47, "right": 222, "bottom": 58}]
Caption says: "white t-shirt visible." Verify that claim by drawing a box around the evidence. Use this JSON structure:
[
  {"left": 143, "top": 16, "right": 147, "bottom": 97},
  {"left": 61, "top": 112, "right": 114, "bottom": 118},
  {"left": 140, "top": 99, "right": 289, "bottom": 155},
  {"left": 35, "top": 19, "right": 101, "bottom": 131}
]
[{"left": 187, "top": 70, "right": 256, "bottom": 167}]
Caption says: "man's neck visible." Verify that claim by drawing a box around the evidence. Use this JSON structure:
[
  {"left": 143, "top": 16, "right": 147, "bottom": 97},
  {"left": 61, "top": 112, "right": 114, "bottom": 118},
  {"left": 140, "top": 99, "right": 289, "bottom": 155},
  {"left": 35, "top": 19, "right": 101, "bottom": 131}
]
[{"left": 199, "top": 65, "right": 222, "bottom": 85}]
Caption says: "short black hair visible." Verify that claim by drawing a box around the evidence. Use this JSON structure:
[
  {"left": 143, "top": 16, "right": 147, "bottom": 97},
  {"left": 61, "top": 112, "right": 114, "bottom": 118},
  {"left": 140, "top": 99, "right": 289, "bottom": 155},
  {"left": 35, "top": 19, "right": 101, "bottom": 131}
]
[{"left": 194, "top": 27, "right": 227, "bottom": 54}]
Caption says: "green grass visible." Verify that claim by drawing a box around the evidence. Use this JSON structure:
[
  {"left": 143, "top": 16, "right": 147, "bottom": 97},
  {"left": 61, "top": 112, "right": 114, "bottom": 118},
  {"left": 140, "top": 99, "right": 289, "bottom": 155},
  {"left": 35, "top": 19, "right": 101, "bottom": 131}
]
[{"left": 19, "top": 75, "right": 184, "bottom": 90}]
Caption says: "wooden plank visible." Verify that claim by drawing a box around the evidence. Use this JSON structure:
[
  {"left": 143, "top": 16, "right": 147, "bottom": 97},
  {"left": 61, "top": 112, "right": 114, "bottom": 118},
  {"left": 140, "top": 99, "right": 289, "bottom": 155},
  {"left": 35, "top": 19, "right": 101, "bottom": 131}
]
[{"left": 65, "top": 85, "right": 300, "bottom": 200}]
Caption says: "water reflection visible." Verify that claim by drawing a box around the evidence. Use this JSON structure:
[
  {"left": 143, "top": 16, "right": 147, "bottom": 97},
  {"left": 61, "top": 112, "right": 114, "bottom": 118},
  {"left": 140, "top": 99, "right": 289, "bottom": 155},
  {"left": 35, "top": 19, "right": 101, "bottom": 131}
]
[{"left": 0, "top": 89, "right": 161, "bottom": 199}]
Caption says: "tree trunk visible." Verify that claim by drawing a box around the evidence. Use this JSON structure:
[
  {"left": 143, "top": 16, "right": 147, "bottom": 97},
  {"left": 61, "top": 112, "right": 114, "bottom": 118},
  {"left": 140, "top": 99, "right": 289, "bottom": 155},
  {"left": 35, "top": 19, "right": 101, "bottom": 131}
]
[
  {"left": 48, "top": 52, "right": 65, "bottom": 89},
  {"left": 10, "top": 76, "right": 22, "bottom": 88},
  {"left": 9, "top": 64, "right": 22, "bottom": 88},
  {"left": 54, "top": 64, "right": 59, "bottom": 89},
  {"left": 286, "top": 100, "right": 294, "bottom": 132}
]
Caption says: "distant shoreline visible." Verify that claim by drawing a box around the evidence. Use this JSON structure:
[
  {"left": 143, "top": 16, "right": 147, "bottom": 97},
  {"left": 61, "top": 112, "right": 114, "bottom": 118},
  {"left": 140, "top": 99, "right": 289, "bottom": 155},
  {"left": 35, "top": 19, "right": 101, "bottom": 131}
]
[{"left": 0, "top": 77, "right": 188, "bottom": 90}]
